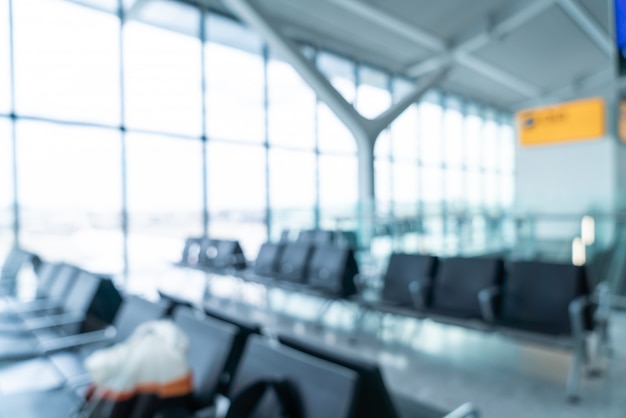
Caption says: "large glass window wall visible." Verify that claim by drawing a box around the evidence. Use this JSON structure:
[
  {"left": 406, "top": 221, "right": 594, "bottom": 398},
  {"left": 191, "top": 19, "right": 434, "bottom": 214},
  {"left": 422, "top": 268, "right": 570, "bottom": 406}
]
[{"left": 1, "top": 0, "right": 515, "bottom": 275}]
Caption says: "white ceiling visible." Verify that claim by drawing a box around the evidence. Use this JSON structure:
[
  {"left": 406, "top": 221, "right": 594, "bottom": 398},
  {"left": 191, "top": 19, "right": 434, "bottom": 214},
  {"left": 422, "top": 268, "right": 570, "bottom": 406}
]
[
  {"left": 216, "top": 0, "right": 620, "bottom": 111},
  {"left": 119, "top": 0, "right": 622, "bottom": 111}
]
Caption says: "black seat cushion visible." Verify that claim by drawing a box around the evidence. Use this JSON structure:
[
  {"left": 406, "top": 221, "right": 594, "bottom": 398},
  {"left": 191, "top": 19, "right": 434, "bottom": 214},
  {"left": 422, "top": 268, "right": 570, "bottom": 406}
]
[
  {"left": 380, "top": 253, "right": 438, "bottom": 307},
  {"left": 429, "top": 257, "right": 503, "bottom": 319},
  {"left": 499, "top": 261, "right": 591, "bottom": 335}
]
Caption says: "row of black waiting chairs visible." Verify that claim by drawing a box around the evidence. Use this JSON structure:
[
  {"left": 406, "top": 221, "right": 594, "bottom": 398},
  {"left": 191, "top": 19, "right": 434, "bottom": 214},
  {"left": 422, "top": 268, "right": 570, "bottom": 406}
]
[
  {"left": 157, "top": 293, "right": 479, "bottom": 418},
  {"left": 0, "top": 247, "right": 477, "bottom": 418},
  {"left": 177, "top": 239, "right": 610, "bottom": 401},
  {"left": 178, "top": 237, "right": 247, "bottom": 271},
  {"left": 0, "top": 247, "right": 478, "bottom": 417},
  {"left": 178, "top": 238, "right": 359, "bottom": 300},
  {"left": 351, "top": 253, "right": 611, "bottom": 401},
  {"left": 0, "top": 249, "right": 123, "bottom": 363}
]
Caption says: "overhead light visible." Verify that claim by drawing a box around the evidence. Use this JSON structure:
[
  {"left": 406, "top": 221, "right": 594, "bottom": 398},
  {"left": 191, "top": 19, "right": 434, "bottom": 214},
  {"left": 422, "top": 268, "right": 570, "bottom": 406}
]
[
  {"left": 581, "top": 216, "right": 595, "bottom": 246},
  {"left": 572, "top": 237, "right": 586, "bottom": 266}
]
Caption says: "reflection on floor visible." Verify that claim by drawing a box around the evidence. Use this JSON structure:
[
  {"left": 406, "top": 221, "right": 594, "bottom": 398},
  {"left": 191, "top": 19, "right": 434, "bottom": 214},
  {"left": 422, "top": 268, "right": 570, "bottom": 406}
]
[{"left": 143, "top": 268, "right": 622, "bottom": 418}]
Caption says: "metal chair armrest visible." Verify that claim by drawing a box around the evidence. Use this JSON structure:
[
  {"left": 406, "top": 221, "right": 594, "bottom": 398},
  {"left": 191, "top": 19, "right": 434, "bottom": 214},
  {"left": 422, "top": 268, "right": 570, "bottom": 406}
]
[
  {"left": 478, "top": 286, "right": 500, "bottom": 323},
  {"left": 22, "top": 312, "right": 85, "bottom": 331},
  {"left": 353, "top": 273, "right": 372, "bottom": 295},
  {"left": 569, "top": 295, "right": 590, "bottom": 338},
  {"left": 39, "top": 326, "right": 116, "bottom": 353}
]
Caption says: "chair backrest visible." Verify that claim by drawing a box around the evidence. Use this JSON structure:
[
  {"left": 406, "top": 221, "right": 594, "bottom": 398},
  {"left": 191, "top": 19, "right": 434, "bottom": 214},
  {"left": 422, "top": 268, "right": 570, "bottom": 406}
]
[
  {"left": 57, "top": 271, "right": 121, "bottom": 332},
  {"left": 173, "top": 308, "right": 241, "bottom": 406},
  {"left": 314, "top": 230, "right": 335, "bottom": 245},
  {"left": 46, "top": 263, "right": 80, "bottom": 302},
  {"left": 275, "top": 243, "right": 313, "bottom": 284},
  {"left": 34, "top": 262, "right": 62, "bottom": 298},
  {"left": 112, "top": 296, "right": 169, "bottom": 342},
  {"left": 228, "top": 335, "right": 358, "bottom": 418},
  {"left": 500, "top": 261, "right": 591, "bottom": 335},
  {"left": 181, "top": 237, "right": 204, "bottom": 267},
  {"left": 430, "top": 257, "right": 504, "bottom": 318},
  {"left": 381, "top": 253, "right": 438, "bottom": 306},
  {"left": 82, "top": 273, "right": 123, "bottom": 329},
  {"left": 307, "top": 246, "right": 358, "bottom": 298},
  {"left": 253, "top": 243, "right": 285, "bottom": 277},
  {"left": 296, "top": 230, "right": 316, "bottom": 244},
  {"left": 203, "top": 304, "right": 262, "bottom": 393},
  {"left": 202, "top": 239, "right": 246, "bottom": 270},
  {"left": 62, "top": 271, "right": 102, "bottom": 314},
  {"left": 1, "top": 246, "right": 34, "bottom": 278},
  {"left": 278, "top": 334, "right": 399, "bottom": 418}
]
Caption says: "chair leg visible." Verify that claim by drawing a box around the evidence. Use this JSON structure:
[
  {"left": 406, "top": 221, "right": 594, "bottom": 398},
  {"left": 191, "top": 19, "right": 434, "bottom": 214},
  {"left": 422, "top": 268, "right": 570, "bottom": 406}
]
[
  {"left": 349, "top": 307, "right": 369, "bottom": 344},
  {"left": 566, "top": 337, "right": 585, "bottom": 403},
  {"left": 312, "top": 299, "right": 333, "bottom": 330}
]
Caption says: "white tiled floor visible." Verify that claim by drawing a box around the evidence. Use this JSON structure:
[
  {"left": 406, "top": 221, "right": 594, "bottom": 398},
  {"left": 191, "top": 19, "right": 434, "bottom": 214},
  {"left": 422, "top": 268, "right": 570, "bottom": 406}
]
[{"left": 155, "top": 269, "right": 624, "bottom": 418}]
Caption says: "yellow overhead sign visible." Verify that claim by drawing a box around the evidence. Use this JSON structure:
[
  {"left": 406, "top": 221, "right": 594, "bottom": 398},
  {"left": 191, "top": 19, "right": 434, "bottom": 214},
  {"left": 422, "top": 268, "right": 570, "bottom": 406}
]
[
  {"left": 516, "top": 97, "right": 605, "bottom": 147},
  {"left": 620, "top": 101, "right": 626, "bottom": 143}
]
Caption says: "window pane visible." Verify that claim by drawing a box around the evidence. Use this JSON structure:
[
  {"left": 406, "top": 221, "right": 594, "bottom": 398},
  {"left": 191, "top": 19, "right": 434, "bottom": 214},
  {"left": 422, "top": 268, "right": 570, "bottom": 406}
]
[
  {"left": 0, "top": 119, "right": 13, "bottom": 257},
  {"left": 443, "top": 108, "right": 464, "bottom": 167},
  {"left": 317, "top": 52, "right": 355, "bottom": 103},
  {"left": 317, "top": 103, "right": 357, "bottom": 154},
  {"left": 501, "top": 174, "right": 515, "bottom": 207},
  {"left": 421, "top": 166, "right": 443, "bottom": 204},
  {"left": 17, "top": 121, "right": 122, "bottom": 272},
  {"left": 465, "top": 113, "right": 482, "bottom": 171},
  {"left": 0, "top": 0, "right": 9, "bottom": 114},
  {"left": 267, "top": 57, "right": 316, "bottom": 150},
  {"left": 124, "top": 21, "right": 202, "bottom": 136},
  {"left": 357, "top": 67, "right": 390, "bottom": 119},
  {"left": 13, "top": 0, "right": 120, "bottom": 124},
  {"left": 419, "top": 102, "right": 443, "bottom": 166},
  {"left": 269, "top": 149, "right": 315, "bottom": 237},
  {"left": 483, "top": 118, "right": 499, "bottom": 172},
  {"left": 500, "top": 123, "right": 515, "bottom": 174},
  {"left": 319, "top": 154, "right": 358, "bottom": 225},
  {"left": 208, "top": 141, "right": 267, "bottom": 257},
  {"left": 484, "top": 173, "right": 498, "bottom": 208},
  {"left": 126, "top": 133, "right": 203, "bottom": 273},
  {"left": 206, "top": 15, "right": 264, "bottom": 143},
  {"left": 375, "top": 159, "right": 392, "bottom": 216},
  {"left": 445, "top": 168, "right": 464, "bottom": 210},
  {"left": 392, "top": 162, "right": 419, "bottom": 217},
  {"left": 467, "top": 171, "right": 482, "bottom": 208},
  {"left": 391, "top": 105, "right": 419, "bottom": 162}
]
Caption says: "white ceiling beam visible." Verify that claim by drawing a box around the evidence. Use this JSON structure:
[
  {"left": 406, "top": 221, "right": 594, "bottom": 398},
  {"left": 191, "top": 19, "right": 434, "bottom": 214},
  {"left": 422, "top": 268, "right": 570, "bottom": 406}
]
[
  {"left": 372, "top": 67, "right": 451, "bottom": 133},
  {"left": 327, "top": 0, "right": 543, "bottom": 98},
  {"left": 222, "top": 0, "right": 449, "bottom": 144},
  {"left": 222, "top": 0, "right": 367, "bottom": 139},
  {"left": 459, "top": 0, "right": 557, "bottom": 53},
  {"left": 326, "top": 0, "right": 446, "bottom": 52},
  {"left": 407, "top": 0, "right": 556, "bottom": 78},
  {"left": 456, "top": 53, "right": 543, "bottom": 97},
  {"left": 556, "top": 0, "right": 613, "bottom": 57}
]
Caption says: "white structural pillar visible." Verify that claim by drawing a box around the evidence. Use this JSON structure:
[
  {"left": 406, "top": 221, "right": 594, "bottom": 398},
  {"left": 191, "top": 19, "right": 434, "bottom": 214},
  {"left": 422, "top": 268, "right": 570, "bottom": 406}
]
[{"left": 223, "top": 0, "right": 449, "bottom": 246}]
